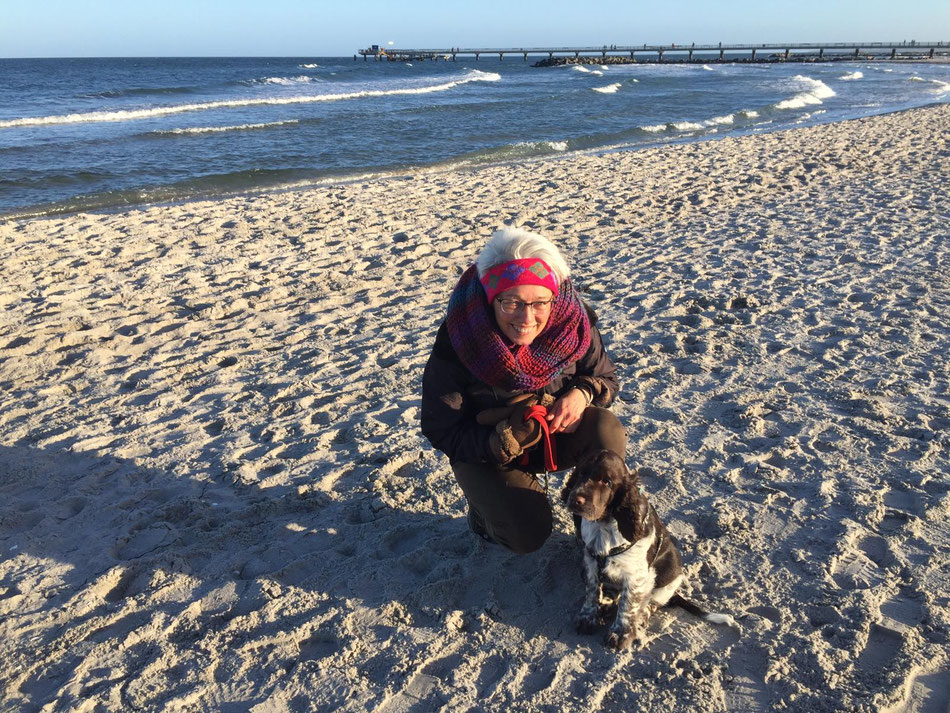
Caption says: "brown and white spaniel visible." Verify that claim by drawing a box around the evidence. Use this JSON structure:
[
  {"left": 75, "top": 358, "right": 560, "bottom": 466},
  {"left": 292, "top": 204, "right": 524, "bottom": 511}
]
[{"left": 562, "top": 449, "right": 737, "bottom": 651}]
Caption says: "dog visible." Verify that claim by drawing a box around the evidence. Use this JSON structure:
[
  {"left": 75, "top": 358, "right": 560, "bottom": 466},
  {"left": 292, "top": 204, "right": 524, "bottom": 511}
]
[{"left": 561, "top": 449, "right": 736, "bottom": 651}]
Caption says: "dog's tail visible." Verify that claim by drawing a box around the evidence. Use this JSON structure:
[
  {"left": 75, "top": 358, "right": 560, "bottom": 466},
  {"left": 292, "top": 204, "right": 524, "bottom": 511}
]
[{"left": 665, "top": 594, "right": 739, "bottom": 628}]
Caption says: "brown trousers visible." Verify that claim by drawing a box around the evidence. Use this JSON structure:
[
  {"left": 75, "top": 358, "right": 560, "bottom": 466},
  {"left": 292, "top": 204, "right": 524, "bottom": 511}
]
[{"left": 452, "top": 407, "right": 626, "bottom": 554}]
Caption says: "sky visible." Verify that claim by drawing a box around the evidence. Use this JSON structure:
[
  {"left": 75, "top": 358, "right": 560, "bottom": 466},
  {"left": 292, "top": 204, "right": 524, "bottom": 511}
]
[{"left": 2, "top": 0, "right": 948, "bottom": 58}]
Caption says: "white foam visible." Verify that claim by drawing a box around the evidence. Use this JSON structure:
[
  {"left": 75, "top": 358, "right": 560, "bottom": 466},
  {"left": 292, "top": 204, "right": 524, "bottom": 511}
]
[
  {"left": 299, "top": 63, "right": 320, "bottom": 68},
  {"left": 909, "top": 76, "right": 925, "bottom": 82},
  {"left": 155, "top": 120, "right": 299, "bottom": 135},
  {"left": 547, "top": 141, "right": 568, "bottom": 151},
  {"left": 931, "top": 80, "right": 950, "bottom": 95},
  {"left": 262, "top": 75, "right": 317, "bottom": 85},
  {"left": 673, "top": 121, "right": 703, "bottom": 131},
  {"left": 741, "top": 109, "right": 760, "bottom": 118},
  {"left": 702, "top": 65, "right": 714, "bottom": 71},
  {"left": 840, "top": 71, "right": 863, "bottom": 80},
  {"left": 592, "top": 83, "right": 621, "bottom": 94},
  {"left": 774, "top": 75, "right": 836, "bottom": 110},
  {"left": 590, "top": 70, "right": 604, "bottom": 77},
  {"left": 641, "top": 123, "right": 666, "bottom": 133},
  {"left": 572, "top": 65, "right": 592, "bottom": 73},
  {"left": 704, "top": 114, "right": 735, "bottom": 126},
  {"left": 599, "top": 65, "right": 608, "bottom": 70},
  {"left": 0, "top": 71, "right": 502, "bottom": 129}
]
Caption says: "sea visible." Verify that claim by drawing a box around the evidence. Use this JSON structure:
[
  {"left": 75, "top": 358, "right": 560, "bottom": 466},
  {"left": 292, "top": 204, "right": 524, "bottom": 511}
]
[{"left": 1, "top": 56, "right": 948, "bottom": 219}]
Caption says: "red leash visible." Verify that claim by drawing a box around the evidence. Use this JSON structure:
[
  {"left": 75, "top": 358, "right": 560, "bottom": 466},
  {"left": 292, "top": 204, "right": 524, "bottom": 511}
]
[{"left": 519, "top": 404, "right": 558, "bottom": 472}]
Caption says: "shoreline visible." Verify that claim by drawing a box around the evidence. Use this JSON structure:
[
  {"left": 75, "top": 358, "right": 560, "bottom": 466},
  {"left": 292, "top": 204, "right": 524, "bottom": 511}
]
[
  {"left": 1, "top": 103, "right": 948, "bottom": 712},
  {"left": 3, "top": 98, "right": 947, "bottom": 224}
]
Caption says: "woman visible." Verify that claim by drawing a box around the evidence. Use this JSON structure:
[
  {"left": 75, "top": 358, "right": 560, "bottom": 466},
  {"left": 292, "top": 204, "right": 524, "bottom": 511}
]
[{"left": 421, "top": 227, "right": 626, "bottom": 553}]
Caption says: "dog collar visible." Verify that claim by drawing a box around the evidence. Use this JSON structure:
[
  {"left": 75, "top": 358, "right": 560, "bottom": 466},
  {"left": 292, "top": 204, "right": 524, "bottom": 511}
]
[{"left": 588, "top": 503, "right": 662, "bottom": 573}]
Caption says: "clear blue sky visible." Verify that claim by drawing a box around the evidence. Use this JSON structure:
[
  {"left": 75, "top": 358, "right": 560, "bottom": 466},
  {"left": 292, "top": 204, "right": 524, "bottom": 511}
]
[{"left": 3, "top": 0, "right": 948, "bottom": 58}]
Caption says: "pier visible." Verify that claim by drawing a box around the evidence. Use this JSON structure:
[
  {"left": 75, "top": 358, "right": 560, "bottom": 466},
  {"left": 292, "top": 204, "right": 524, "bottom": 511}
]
[{"left": 357, "top": 41, "right": 949, "bottom": 64}]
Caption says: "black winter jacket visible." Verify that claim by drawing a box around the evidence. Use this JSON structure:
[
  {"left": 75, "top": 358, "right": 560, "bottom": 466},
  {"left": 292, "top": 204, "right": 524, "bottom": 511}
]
[{"left": 420, "top": 315, "right": 619, "bottom": 464}]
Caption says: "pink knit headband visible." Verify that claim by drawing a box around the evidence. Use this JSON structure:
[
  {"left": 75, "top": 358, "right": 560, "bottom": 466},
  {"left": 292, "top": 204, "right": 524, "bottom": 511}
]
[{"left": 480, "top": 258, "right": 560, "bottom": 303}]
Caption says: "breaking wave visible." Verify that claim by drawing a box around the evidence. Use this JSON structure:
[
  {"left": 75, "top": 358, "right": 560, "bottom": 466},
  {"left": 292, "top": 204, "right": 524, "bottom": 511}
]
[
  {"left": 151, "top": 120, "right": 300, "bottom": 135},
  {"left": 774, "top": 75, "right": 836, "bottom": 110},
  {"left": 592, "top": 83, "right": 622, "bottom": 94},
  {"left": 0, "top": 70, "right": 502, "bottom": 129}
]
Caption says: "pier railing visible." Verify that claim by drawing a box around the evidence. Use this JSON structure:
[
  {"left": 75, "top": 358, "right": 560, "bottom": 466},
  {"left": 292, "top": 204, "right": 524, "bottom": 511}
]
[{"left": 357, "top": 41, "right": 949, "bottom": 63}]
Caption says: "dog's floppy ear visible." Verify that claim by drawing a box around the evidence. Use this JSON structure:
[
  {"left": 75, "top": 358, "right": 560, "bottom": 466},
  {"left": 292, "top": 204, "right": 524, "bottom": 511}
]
[
  {"left": 611, "top": 468, "right": 650, "bottom": 542},
  {"left": 560, "top": 466, "right": 580, "bottom": 503}
]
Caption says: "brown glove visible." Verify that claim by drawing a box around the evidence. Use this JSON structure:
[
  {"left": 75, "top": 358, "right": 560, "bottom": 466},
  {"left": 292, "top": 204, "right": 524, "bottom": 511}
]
[{"left": 487, "top": 398, "right": 544, "bottom": 465}]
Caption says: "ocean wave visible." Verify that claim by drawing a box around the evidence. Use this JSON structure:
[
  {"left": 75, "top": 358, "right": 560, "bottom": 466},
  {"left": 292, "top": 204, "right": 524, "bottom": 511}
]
[
  {"left": 705, "top": 114, "right": 734, "bottom": 126},
  {"left": 672, "top": 121, "right": 704, "bottom": 131},
  {"left": 930, "top": 80, "right": 950, "bottom": 95},
  {"left": 740, "top": 109, "right": 760, "bottom": 118},
  {"left": 702, "top": 65, "right": 714, "bottom": 71},
  {"left": 299, "top": 63, "right": 320, "bottom": 68},
  {"left": 259, "top": 75, "right": 321, "bottom": 85},
  {"left": 909, "top": 76, "right": 925, "bottom": 82},
  {"left": 840, "top": 71, "right": 863, "bottom": 80},
  {"left": 592, "top": 83, "right": 621, "bottom": 94},
  {"left": 774, "top": 75, "right": 836, "bottom": 110},
  {"left": 88, "top": 86, "right": 196, "bottom": 98},
  {"left": 641, "top": 124, "right": 666, "bottom": 133},
  {"left": 572, "top": 66, "right": 592, "bottom": 73},
  {"left": 152, "top": 120, "right": 300, "bottom": 135},
  {"left": 0, "top": 70, "right": 502, "bottom": 129}
]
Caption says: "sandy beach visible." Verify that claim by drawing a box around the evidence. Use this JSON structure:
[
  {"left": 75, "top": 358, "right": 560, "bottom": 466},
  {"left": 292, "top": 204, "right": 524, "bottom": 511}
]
[{"left": 1, "top": 103, "right": 948, "bottom": 712}]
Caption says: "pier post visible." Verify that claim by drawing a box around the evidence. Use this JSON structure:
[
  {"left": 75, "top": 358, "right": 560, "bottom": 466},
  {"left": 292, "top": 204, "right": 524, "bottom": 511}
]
[
  {"left": 719, "top": 48, "right": 724, "bottom": 60},
  {"left": 819, "top": 47, "right": 824, "bottom": 59},
  {"left": 524, "top": 52, "right": 528, "bottom": 61},
  {"left": 499, "top": 53, "right": 504, "bottom": 60},
  {"left": 689, "top": 49, "right": 693, "bottom": 61},
  {"left": 475, "top": 53, "right": 479, "bottom": 61},
  {"left": 891, "top": 47, "right": 896, "bottom": 58},
  {"left": 751, "top": 48, "right": 756, "bottom": 60},
  {"left": 784, "top": 48, "right": 790, "bottom": 60},
  {"left": 453, "top": 53, "right": 456, "bottom": 61},
  {"left": 549, "top": 52, "right": 554, "bottom": 58},
  {"left": 630, "top": 50, "right": 634, "bottom": 58},
  {"left": 854, "top": 47, "right": 860, "bottom": 57},
  {"left": 658, "top": 50, "right": 663, "bottom": 62},
  {"left": 931, "top": 47, "right": 935, "bottom": 58}
]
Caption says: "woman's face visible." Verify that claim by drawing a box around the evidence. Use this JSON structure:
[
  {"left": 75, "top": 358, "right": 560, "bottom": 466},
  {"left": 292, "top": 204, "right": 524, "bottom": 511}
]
[{"left": 491, "top": 284, "right": 555, "bottom": 346}]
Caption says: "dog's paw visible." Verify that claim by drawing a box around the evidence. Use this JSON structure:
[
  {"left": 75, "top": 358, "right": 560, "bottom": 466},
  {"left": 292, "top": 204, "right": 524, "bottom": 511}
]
[
  {"left": 605, "top": 626, "right": 637, "bottom": 651},
  {"left": 575, "top": 613, "right": 599, "bottom": 635}
]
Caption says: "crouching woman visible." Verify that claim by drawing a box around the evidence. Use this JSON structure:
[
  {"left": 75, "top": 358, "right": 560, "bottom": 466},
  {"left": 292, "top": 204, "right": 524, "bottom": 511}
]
[{"left": 421, "top": 227, "right": 626, "bottom": 553}]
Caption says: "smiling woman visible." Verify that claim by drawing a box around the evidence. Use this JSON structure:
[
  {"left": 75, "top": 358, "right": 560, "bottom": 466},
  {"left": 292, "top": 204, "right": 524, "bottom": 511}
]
[{"left": 421, "top": 227, "right": 626, "bottom": 554}]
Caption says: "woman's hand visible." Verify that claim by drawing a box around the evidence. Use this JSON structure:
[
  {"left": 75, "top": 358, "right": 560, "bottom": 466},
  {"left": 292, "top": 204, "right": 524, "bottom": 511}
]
[{"left": 546, "top": 388, "right": 590, "bottom": 433}]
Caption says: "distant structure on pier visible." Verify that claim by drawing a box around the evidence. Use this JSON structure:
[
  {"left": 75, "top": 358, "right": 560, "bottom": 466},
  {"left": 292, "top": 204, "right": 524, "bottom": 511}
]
[{"left": 356, "top": 41, "right": 949, "bottom": 64}]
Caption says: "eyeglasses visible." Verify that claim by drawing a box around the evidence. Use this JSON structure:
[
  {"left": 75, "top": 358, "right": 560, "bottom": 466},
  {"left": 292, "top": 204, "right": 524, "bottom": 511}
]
[{"left": 495, "top": 298, "right": 554, "bottom": 314}]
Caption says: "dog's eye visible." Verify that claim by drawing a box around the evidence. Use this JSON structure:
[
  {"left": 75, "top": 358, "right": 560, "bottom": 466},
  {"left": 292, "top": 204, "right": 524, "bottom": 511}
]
[{"left": 601, "top": 478, "right": 612, "bottom": 487}]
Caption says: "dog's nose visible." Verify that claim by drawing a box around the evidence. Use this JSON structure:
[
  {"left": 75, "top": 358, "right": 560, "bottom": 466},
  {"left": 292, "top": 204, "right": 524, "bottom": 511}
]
[{"left": 572, "top": 494, "right": 586, "bottom": 506}]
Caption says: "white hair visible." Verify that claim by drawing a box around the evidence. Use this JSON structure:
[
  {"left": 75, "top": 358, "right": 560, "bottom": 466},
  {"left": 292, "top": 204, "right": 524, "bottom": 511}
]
[{"left": 475, "top": 226, "right": 570, "bottom": 285}]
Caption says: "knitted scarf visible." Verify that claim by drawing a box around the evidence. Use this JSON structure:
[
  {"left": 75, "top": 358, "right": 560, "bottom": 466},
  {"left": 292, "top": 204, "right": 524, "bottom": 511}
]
[{"left": 446, "top": 264, "right": 591, "bottom": 392}]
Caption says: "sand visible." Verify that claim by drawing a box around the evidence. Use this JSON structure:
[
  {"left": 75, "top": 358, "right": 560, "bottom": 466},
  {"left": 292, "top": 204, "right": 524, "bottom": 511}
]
[{"left": 1, "top": 103, "right": 948, "bottom": 712}]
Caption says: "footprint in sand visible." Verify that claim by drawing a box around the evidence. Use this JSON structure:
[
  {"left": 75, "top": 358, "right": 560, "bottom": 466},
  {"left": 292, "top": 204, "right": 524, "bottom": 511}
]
[{"left": 830, "top": 546, "right": 883, "bottom": 590}]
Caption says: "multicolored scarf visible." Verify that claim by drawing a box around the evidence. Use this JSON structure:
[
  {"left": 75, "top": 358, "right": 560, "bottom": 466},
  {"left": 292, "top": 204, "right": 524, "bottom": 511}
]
[{"left": 446, "top": 264, "right": 591, "bottom": 392}]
